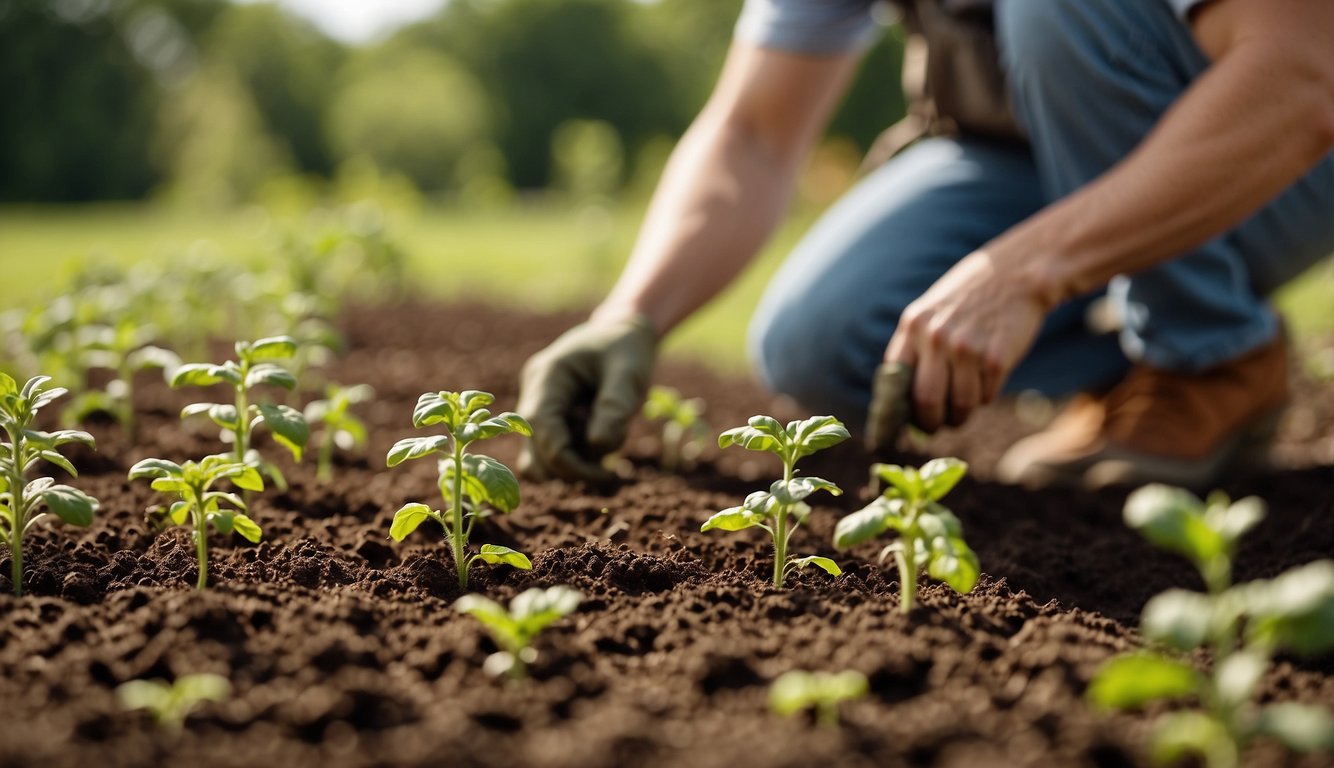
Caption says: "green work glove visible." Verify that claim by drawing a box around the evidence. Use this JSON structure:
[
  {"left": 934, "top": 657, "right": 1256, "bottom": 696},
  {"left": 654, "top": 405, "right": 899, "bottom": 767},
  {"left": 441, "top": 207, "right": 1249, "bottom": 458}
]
[
  {"left": 517, "top": 315, "right": 657, "bottom": 482},
  {"left": 864, "top": 361, "right": 915, "bottom": 452}
]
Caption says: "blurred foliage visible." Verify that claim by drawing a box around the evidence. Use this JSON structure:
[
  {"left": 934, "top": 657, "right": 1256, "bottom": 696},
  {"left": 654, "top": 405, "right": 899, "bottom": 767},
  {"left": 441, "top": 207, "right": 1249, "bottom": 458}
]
[{"left": 2, "top": 0, "right": 906, "bottom": 204}]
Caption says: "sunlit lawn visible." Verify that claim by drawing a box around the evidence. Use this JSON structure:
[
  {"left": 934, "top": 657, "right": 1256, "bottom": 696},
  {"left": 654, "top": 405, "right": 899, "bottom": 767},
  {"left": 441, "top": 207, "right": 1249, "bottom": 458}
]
[{"left": 1, "top": 202, "right": 1330, "bottom": 374}]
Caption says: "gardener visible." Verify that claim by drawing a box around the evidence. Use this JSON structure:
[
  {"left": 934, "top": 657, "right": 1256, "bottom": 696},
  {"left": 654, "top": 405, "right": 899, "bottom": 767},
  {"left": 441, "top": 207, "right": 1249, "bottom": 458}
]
[{"left": 516, "top": 0, "right": 1334, "bottom": 489}]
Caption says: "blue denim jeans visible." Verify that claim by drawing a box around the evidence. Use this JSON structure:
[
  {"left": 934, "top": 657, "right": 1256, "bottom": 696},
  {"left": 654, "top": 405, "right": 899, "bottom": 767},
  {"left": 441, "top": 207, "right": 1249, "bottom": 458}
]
[{"left": 749, "top": 0, "right": 1334, "bottom": 425}]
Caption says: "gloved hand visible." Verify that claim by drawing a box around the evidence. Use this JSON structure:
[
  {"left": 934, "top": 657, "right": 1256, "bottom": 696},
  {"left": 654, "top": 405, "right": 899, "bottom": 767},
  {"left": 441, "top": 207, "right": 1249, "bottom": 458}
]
[
  {"left": 864, "top": 361, "right": 915, "bottom": 452},
  {"left": 516, "top": 315, "right": 657, "bottom": 482}
]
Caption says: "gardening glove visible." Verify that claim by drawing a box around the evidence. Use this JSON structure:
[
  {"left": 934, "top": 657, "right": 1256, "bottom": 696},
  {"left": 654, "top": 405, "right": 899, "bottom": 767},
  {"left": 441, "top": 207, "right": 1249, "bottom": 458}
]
[
  {"left": 864, "top": 361, "right": 915, "bottom": 452},
  {"left": 517, "top": 315, "right": 657, "bottom": 482}
]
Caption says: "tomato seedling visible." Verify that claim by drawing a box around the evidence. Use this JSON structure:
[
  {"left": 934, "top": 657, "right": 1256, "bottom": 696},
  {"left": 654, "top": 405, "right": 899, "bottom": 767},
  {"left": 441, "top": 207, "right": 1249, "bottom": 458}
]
[
  {"left": 702, "top": 415, "right": 848, "bottom": 587},
  {"left": 1088, "top": 485, "right": 1334, "bottom": 767},
  {"left": 641, "top": 385, "right": 709, "bottom": 472},
  {"left": 456, "top": 585, "right": 583, "bottom": 679},
  {"left": 63, "top": 317, "right": 179, "bottom": 442},
  {"left": 387, "top": 390, "right": 533, "bottom": 589},
  {"left": 769, "top": 669, "right": 868, "bottom": 727},
  {"left": 833, "top": 458, "right": 978, "bottom": 613},
  {"left": 128, "top": 455, "right": 264, "bottom": 590},
  {"left": 117, "top": 673, "right": 231, "bottom": 730},
  {"left": 0, "top": 374, "right": 99, "bottom": 596},
  {"left": 171, "top": 336, "right": 309, "bottom": 490},
  {"left": 303, "top": 382, "right": 374, "bottom": 483}
]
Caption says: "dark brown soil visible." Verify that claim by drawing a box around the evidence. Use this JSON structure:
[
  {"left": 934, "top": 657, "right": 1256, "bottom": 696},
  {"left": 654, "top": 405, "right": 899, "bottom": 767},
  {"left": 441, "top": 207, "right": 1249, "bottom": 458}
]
[{"left": 1, "top": 301, "right": 1331, "bottom": 768}]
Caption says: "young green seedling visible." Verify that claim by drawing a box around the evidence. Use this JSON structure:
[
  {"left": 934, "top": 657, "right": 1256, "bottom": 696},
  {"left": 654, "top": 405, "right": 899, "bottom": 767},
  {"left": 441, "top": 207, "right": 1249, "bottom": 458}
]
[
  {"left": 702, "top": 415, "right": 849, "bottom": 587},
  {"left": 641, "top": 385, "right": 709, "bottom": 472},
  {"left": 1088, "top": 485, "right": 1334, "bottom": 768},
  {"left": 386, "top": 390, "right": 533, "bottom": 589},
  {"left": 0, "top": 374, "right": 99, "bottom": 596},
  {"left": 769, "top": 669, "right": 869, "bottom": 727},
  {"left": 117, "top": 673, "right": 231, "bottom": 730},
  {"left": 303, "top": 383, "right": 374, "bottom": 483},
  {"left": 128, "top": 455, "right": 264, "bottom": 590},
  {"left": 63, "top": 317, "right": 179, "bottom": 442},
  {"left": 456, "top": 586, "right": 583, "bottom": 679},
  {"left": 171, "top": 336, "right": 309, "bottom": 490},
  {"left": 832, "top": 458, "right": 978, "bottom": 613}
]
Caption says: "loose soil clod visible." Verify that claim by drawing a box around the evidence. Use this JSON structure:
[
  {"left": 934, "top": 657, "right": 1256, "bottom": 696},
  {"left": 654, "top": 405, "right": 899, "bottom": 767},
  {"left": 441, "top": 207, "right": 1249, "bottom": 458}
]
[{"left": 1, "top": 301, "right": 1331, "bottom": 768}]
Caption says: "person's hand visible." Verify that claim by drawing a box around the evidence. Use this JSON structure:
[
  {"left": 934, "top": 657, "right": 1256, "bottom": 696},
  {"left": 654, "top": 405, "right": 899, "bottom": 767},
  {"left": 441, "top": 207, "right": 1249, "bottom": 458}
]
[
  {"left": 516, "top": 315, "right": 657, "bottom": 482},
  {"left": 882, "top": 249, "right": 1049, "bottom": 434}
]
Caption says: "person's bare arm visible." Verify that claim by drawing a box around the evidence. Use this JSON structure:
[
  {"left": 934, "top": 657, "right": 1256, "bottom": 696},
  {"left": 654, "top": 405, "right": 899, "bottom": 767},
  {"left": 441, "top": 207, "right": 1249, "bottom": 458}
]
[
  {"left": 592, "top": 42, "right": 860, "bottom": 334},
  {"left": 887, "top": 0, "right": 1334, "bottom": 432}
]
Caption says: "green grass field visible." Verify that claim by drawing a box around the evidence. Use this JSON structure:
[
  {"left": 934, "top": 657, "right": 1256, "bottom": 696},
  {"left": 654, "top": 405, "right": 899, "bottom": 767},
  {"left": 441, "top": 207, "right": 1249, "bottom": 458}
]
[{"left": 1, "top": 203, "right": 1330, "bottom": 372}]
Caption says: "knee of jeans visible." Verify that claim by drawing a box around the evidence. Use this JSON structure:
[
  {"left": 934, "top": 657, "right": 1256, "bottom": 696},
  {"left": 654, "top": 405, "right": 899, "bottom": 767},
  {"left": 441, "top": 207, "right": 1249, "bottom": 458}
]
[{"left": 748, "top": 306, "right": 841, "bottom": 407}]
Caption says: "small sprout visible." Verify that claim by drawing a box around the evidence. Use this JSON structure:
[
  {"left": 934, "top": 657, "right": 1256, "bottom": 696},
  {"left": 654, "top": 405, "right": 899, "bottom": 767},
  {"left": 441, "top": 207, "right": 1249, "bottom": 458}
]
[
  {"left": 387, "top": 390, "right": 533, "bottom": 590},
  {"left": 1088, "top": 485, "right": 1334, "bottom": 768},
  {"left": 171, "top": 336, "right": 310, "bottom": 490},
  {"left": 303, "top": 383, "right": 374, "bottom": 483},
  {"left": 128, "top": 455, "right": 264, "bottom": 590},
  {"left": 117, "top": 673, "right": 231, "bottom": 730},
  {"left": 62, "top": 317, "right": 179, "bottom": 442},
  {"left": 641, "top": 385, "right": 709, "bottom": 472},
  {"left": 769, "top": 669, "right": 868, "bottom": 727},
  {"left": 702, "top": 415, "right": 849, "bottom": 587},
  {"left": 833, "top": 458, "right": 978, "bottom": 613},
  {"left": 456, "top": 586, "right": 583, "bottom": 679},
  {"left": 0, "top": 373, "right": 99, "bottom": 596}
]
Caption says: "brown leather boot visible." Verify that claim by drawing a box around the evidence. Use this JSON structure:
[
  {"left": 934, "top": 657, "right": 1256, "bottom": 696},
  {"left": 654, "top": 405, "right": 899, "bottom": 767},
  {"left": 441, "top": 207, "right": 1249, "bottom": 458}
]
[{"left": 995, "top": 334, "right": 1289, "bottom": 490}]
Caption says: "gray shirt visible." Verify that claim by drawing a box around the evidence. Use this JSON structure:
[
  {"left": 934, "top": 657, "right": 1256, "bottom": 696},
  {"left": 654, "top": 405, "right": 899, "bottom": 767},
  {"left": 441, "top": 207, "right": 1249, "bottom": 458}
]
[{"left": 735, "top": 0, "right": 1210, "bottom": 55}]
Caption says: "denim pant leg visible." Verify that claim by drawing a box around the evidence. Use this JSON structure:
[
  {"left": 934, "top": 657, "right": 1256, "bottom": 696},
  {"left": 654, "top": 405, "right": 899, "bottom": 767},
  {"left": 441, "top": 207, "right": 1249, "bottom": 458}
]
[
  {"left": 748, "top": 137, "right": 1128, "bottom": 425},
  {"left": 998, "top": 0, "right": 1334, "bottom": 371}
]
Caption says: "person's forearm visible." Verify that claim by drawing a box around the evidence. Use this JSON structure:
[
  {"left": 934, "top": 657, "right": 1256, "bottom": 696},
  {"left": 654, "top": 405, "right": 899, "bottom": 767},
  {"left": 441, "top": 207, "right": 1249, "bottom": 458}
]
[
  {"left": 990, "top": 39, "right": 1334, "bottom": 309},
  {"left": 592, "top": 113, "right": 800, "bottom": 335}
]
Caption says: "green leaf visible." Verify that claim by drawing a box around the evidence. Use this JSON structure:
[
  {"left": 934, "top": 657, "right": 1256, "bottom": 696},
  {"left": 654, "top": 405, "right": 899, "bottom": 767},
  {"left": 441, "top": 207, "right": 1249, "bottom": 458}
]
[
  {"left": 457, "top": 412, "right": 533, "bottom": 443},
  {"left": 245, "top": 336, "right": 298, "bottom": 361},
  {"left": 1141, "top": 589, "right": 1218, "bottom": 652},
  {"left": 455, "top": 594, "right": 516, "bottom": 637},
  {"left": 1215, "top": 650, "right": 1268, "bottom": 708},
  {"left": 769, "top": 670, "right": 868, "bottom": 717},
  {"left": 1253, "top": 703, "right": 1334, "bottom": 753},
  {"left": 38, "top": 450, "right": 78, "bottom": 478},
  {"left": 386, "top": 436, "right": 449, "bottom": 467},
  {"left": 919, "top": 457, "right": 968, "bottom": 501},
  {"left": 224, "top": 465, "right": 264, "bottom": 493},
  {"left": 833, "top": 498, "right": 900, "bottom": 549},
  {"left": 151, "top": 477, "right": 190, "bottom": 494},
  {"left": 476, "top": 544, "right": 532, "bottom": 570},
  {"left": 169, "top": 501, "right": 190, "bottom": 525},
  {"left": 773, "top": 476, "right": 842, "bottom": 505},
  {"left": 209, "top": 510, "right": 236, "bottom": 535},
  {"left": 718, "top": 426, "right": 781, "bottom": 454},
  {"left": 389, "top": 503, "right": 434, "bottom": 541},
  {"left": 1246, "top": 560, "right": 1334, "bottom": 656},
  {"left": 412, "top": 392, "right": 457, "bottom": 429},
  {"left": 256, "top": 403, "right": 309, "bottom": 461},
  {"left": 1149, "top": 711, "right": 1234, "bottom": 767},
  {"left": 511, "top": 585, "right": 582, "bottom": 635},
  {"left": 873, "top": 463, "right": 921, "bottom": 500},
  {"left": 230, "top": 513, "right": 262, "bottom": 543},
  {"left": 244, "top": 364, "right": 297, "bottom": 391},
  {"left": 1213, "top": 495, "right": 1266, "bottom": 544},
  {"left": 1086, "top": 653, "right": 1203, "bottom": 710},
  {"left": 171, "top": 363, "right": 225, "bottom": 388},
  {"left": 207, "top": 404, "right": 239, "bottom": 431},
  {"left": 441, "top": 454, "right": 521, "bottom": 513},
  {"left": 40, "top": 485, "right": 98, "bottom": 526},
  {"left": 1123, "top": 484, "right": 1226, "bottom": 567},
  {"left": 701, "top": 506, "right": 762, "bottom": 532},
  {"left": 926, "top": 538, "right": 980, "bottom": 594},
  {"left": 790, "top": 555, "right": 842, "bottom": 577},
  {"left": 0, "top": 372, "right": 16, "bottom": 396},
  {"left": 203, "top": 491, "right": 246, "bottom": 512},
  {"left": 46, "top": 429, "right": 95, "bottom": 448},
  {"left": 129, "top": 458, "right": 183, "bottom": 480},
  {"left": 790, "top": 415, "right": 850, "bottom": 458}
]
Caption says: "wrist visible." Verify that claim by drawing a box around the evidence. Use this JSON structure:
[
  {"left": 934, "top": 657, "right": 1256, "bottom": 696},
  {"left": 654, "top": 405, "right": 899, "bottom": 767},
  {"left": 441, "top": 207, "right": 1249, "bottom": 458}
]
[
  {"left": 985, "top": 222, "right": 1079, "bottom": 312},
  {"left": 591, "top": 301, "right": 664, "bottom": 340}
]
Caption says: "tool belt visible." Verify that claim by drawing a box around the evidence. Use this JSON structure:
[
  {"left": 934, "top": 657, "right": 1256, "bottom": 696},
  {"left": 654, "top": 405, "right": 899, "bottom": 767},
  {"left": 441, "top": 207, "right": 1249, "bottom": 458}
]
[{"left": 862, "top": 0, "right": 1026, "bottom": 170}]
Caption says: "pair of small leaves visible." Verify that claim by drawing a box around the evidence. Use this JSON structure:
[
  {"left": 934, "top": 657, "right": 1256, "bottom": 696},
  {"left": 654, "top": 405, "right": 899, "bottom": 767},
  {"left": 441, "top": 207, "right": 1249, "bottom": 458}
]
[
  {"left": 172, "top": 361, "right": 294, "bottom": 391},
  {"left": 788, "top": 555, "right": 842, "bottom": 578},
  {"left": 180, "top": 402, "right": 309, "bottom": 462},
  {"left": 872, "top": 458, "right": 968, "bottom": 504},
  {"left": 1124, "top": 484, "right": 1264, "bottom": 572},
  {"left": 718, "top": 415, "right": 849, "bottom": 462},
  {"left": 129, "top": 456, "right": 265, "bottom": 543},
  {"left": 642, "top": 386, "right": 705, "bottom": 428},
  {"left": 117, "top": 673, "right": 231, "bottom": 729},
  {"left": 700, "top": 476, "right": 841, "bottom": 533},
  {"left": 769, "top": 669, "right": 868, "bottom": 718},
  {"left": 412, "top": 391, "right": 496, "bottom": 431},
  {"left": 387, "top": 504, "right": 529, "bottom": 568},
  {"left": 456, "top": 586, "right": 583, "bottom": 653}
]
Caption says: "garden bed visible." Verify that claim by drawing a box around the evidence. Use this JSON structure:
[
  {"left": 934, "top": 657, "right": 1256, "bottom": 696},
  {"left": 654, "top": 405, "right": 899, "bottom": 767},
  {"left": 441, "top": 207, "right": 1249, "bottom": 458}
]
[{"left": 1, "top": 301, "right": 1331, "bottom": 768}]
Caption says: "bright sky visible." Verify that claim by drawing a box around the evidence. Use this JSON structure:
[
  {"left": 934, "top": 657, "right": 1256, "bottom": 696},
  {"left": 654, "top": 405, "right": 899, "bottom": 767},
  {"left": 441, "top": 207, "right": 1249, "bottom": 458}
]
[{"left": 236, "top": 0, "right": 448, "bottom": 43}]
